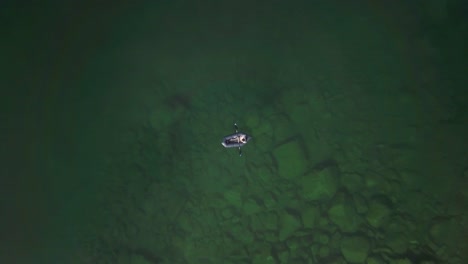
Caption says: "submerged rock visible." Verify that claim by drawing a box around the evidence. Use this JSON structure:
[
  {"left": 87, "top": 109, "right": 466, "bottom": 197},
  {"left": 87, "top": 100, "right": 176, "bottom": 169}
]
[
  {"left": 299, "top": 167, "right": 339, "bottom": 201},
  {"left": 340, "top": 235, "right": 371, "bottom": 263},
  {"left": 279, "top": 210, "right": 302, "bottom": 241},
  {"left": 301, "top": 204, "right": 320, "bottom": 229},
  {"left": 273, "top": 140, "right": 307, "bottom": 179},
  {"left": 328, "top": 192, "right": 364, "bottom": 233},
  {"left": 366, "top": 195, "right": 393, "bottom": 228}
]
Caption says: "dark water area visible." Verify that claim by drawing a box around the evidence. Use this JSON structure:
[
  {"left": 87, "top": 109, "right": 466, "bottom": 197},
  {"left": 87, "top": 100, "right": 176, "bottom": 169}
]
[{"left": 1, "top": 1, "right": 467, "bottom": 263}]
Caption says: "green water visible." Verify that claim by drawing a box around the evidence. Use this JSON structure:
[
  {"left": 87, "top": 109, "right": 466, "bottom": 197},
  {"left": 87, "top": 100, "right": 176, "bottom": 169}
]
[{"left": 2, "top": 1, "right": 467, "bottom": 263}]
